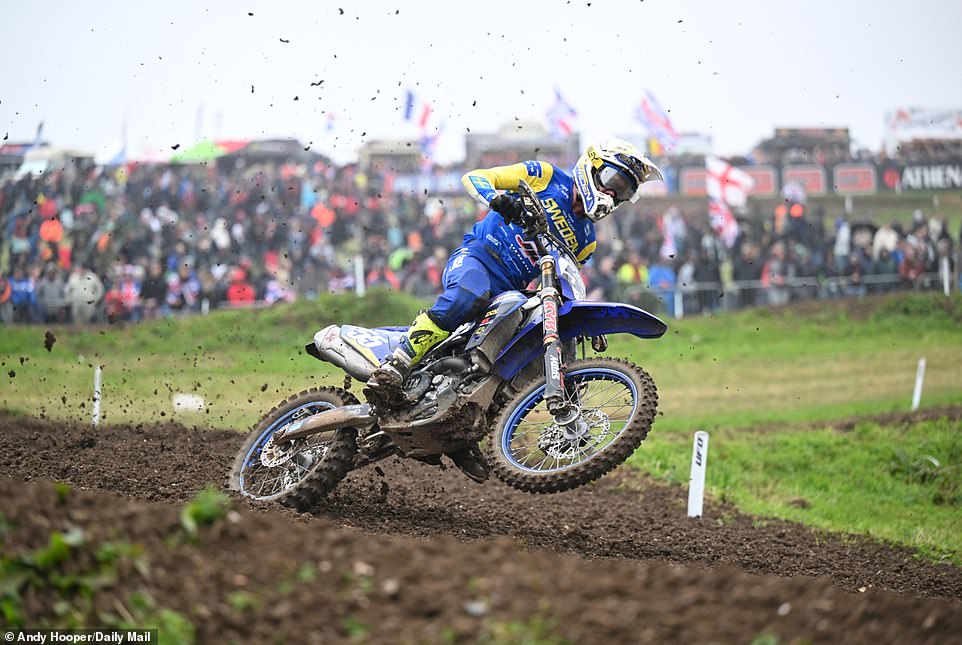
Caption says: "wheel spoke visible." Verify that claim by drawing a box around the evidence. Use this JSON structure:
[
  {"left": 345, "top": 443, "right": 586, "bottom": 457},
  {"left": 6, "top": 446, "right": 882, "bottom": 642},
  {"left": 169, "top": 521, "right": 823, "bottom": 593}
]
[
  {"left": 238, "top": 399, "right": 340, "bottom": 500},
  {"left": 515, "top": 418, "right": 551, "bottom": 429},
  {"left": 532, "top": 454, "right": 550, "bottom": 470},
  {"left": 592, "top": 402, "right": 632, "bottom": 420},
  {"left": 581, "top": 378, "right": 621, "bottom": 401},
  {"left": 504, "top": 368, "right": 640, "bottom": 474},
  {"left": 512, "top": 425, "right": 551, "bottom": 439},
  {"left": 574, "top": 381, "right": 618, "bottom": 406},
  {"left": 517, "top": 443, "right": 544, "bottom": 466},
  {"left": 255, "top": 472, "right": 286, "bottom": 496},
  {"left": 571, "top": 444, "right": 596, "bottom": 463},
  {"left": 591, "top": 396, "right": 632, "bottom": 415},
  {"left": 583, "top": 385, "right": 630, "bottom": 411}
]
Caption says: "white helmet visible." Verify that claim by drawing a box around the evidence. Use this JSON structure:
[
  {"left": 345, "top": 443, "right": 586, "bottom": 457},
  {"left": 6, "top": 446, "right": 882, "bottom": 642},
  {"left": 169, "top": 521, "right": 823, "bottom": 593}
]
[{"left": 572, "top": 137, "right": 664, "bottom": 221}]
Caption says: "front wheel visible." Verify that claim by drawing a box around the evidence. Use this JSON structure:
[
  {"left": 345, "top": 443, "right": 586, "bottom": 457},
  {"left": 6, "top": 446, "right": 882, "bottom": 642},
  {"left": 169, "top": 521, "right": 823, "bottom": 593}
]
[
  {"left": 487, "top": 357, "right": 657, "bottom": 494},
  {"left": 228, "top": 387, "right": 359, "bottom": 511}
]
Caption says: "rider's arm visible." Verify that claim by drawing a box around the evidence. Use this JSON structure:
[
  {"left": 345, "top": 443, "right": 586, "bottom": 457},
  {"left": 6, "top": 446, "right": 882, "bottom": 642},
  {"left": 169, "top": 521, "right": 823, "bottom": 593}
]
[{"left": 461, "top": 161, "right": 554, "bottom": 207}]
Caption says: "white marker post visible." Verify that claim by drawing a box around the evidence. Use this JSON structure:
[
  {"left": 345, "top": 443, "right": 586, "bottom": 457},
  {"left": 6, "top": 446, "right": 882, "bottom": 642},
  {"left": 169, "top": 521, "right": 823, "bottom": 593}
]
[
  {"left": 942, "top": 256, "right": 951, "bottom": 297},
  {"left": 354, "top": 254, "right": 366, "bottom": 298},
  {"left": 911, "top": 358, "right": 926, "bottom": 412},
  {"left": 92, "top": 365, "right": 102, "bottom": 426},
  {"left": 172, "top": 392, "right": 205, "bottom": 412},
  {"left": 687, "top": 431, "right": 710, "bottom": 518}
]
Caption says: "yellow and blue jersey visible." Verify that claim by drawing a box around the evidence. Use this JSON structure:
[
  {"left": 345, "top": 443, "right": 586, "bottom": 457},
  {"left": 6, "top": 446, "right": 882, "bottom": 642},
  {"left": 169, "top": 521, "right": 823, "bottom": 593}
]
[{"left": 460, "top": 161, "right": 596, "bottom": 288}]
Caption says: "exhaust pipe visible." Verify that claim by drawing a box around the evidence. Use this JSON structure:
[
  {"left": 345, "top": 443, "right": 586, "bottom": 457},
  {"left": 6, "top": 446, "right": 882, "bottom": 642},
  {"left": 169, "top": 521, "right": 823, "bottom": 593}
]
[{"left": 275, "top": 404, "right": 376, "bottom": 442}]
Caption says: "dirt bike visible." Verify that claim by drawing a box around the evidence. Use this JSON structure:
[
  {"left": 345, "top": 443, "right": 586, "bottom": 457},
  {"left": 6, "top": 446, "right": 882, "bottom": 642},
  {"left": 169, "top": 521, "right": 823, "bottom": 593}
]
[{"left": 229, "top": 180, "right": 667, "bottom": 510}]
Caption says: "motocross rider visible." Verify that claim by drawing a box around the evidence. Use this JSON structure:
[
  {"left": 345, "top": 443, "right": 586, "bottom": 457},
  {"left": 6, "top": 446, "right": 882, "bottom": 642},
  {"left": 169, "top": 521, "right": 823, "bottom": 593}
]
[{"left": 368, "top": 137, "right": 663, "bottom": 391}]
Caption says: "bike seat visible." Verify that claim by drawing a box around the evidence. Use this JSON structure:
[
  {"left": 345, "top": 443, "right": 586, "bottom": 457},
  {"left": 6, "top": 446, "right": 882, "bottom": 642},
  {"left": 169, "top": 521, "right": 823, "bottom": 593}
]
[{"left": 339, "top": 325, "right": 409, "bottom": 365}]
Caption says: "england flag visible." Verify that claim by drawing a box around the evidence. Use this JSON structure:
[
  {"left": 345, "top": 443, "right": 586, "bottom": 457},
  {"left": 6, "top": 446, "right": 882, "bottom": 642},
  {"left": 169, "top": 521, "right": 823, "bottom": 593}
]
[
  {"left": 705, "top": 156, "right": 755, "bottom": 208},
  {"left": 708, "top": 198, "right": 739, "bottom": 248}
]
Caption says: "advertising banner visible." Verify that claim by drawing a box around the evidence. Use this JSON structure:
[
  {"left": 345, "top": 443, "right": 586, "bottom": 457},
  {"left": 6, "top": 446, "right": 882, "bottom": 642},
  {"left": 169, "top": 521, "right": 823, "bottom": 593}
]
[
  {"left": 782, "top": 165, "right": 826, "bottom": 196},
  {"left": 679, "top": 168, "right": 708, "bottom": 196},
  {"left": 679, "top": 165, "right": 770, "bottom": 197},
  {"left": 743, "top": 166, "right": 778, "bottom": 196},
  {"left": 879, "top": 160, "right": 962, "bottom": 192},
  {"left": 661, "top": 159, "right": 962, "bottom": 197},
  {"left": 833, "top": 163, "right": 877, "bottom": 195}
]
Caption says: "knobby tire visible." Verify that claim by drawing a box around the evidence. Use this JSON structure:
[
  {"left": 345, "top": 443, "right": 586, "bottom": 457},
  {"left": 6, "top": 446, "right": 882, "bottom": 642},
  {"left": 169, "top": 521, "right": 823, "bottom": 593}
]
[
  {"left": 228, "top": 386, "right": 359, "bottom": 511},
  {"left": 486, "top": 357, "right": 657, "bottom": 494}
]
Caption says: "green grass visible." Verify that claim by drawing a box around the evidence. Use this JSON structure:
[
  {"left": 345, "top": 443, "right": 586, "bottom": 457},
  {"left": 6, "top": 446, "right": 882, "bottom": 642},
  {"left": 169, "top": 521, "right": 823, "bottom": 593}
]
[
  {"left": 3, "top": 290, "right": 959, "bottom": 432},
  {"left": 0, "top": 289, "right": 426, "bottom": 429},
  {"left": 2, "top": 290, "right": 962, "bottom": 562},
  {"left": 619, "top": 293, "right": 962, "bottom": 432},
  {"left": 629, "top": 417, "right": 962, "bottom": 564},
  {"left": 0, "top": 521, "right": 194, "bottom": 641}
]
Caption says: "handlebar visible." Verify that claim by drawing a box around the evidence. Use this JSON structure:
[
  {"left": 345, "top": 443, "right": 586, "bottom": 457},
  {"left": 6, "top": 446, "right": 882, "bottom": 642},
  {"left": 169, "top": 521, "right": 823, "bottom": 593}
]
[{"left": 515, "top": 179, "right": 582, "bottom": 269}]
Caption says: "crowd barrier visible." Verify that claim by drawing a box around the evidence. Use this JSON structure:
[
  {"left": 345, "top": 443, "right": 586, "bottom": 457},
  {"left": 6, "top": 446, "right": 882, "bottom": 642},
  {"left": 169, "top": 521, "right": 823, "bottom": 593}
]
[
  {"left": 624, "top": 269, "right": 957, "bottom": 319},
  {"left": 5, "top": 267, "right": 958, "bottom": 326}
]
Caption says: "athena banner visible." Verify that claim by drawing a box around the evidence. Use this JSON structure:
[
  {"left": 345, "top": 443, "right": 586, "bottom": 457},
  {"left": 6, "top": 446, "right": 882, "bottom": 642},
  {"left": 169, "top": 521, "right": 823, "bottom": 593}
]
[{"left": 879, "top": 161, "right": 962, "bottom": 192}]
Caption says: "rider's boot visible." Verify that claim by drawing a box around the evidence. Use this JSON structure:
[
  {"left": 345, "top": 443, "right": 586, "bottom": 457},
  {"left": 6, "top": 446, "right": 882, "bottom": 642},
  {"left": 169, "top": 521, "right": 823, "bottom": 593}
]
[{"left": 367, "top": 311, "right": 450, "bottom": 391}]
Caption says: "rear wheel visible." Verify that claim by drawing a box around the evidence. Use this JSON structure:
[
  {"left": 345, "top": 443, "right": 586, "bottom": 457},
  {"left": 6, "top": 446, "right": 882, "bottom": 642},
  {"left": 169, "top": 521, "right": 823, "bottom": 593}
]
[
  {"left": 228, "top": 387, "right": 359, "bottom": 511},
  {"left": 487, "top": 357, "right": 657, "bottom": 494}
]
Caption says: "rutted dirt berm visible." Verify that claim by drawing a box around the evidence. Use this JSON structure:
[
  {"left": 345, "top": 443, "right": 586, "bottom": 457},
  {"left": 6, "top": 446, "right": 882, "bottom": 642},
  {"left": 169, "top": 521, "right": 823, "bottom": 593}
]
[{"left": 2, "top": 414, "right": 961, "bottom": 644}]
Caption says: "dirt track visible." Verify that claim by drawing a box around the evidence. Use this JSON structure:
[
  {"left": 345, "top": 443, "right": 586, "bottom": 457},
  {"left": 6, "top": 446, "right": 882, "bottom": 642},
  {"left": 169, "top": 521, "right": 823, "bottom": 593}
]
[{"left": 2, "top": 413, "right": 961, "bottom": 644}]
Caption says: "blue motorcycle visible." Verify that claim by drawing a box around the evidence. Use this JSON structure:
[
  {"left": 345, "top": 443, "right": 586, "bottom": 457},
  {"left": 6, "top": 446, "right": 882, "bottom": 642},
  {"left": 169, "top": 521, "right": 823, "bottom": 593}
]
[{"left": 230, "top": 181, "right": 667, "bottom": 509}]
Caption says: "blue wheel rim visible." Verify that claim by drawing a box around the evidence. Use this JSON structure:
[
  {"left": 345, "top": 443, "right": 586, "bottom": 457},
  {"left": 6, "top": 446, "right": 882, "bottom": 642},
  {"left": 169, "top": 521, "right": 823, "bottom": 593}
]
[
  {"left": 238, "top": 400, "right": 336, "bottom": 499},
  {"left": 501, "top": 367, "right": 639, "bottom": 474}
]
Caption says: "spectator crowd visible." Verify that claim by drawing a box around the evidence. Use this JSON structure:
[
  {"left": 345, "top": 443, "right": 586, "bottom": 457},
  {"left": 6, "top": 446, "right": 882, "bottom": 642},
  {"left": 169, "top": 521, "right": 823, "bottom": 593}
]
[{"left": 1, "top": 156, "right": 959, "bottom": 326}]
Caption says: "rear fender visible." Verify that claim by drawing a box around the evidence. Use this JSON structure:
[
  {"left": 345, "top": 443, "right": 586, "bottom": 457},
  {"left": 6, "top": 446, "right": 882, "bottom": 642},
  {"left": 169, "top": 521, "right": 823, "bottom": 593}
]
[{"left": 490, "top": 301, "right": 667, "bottom": 380}]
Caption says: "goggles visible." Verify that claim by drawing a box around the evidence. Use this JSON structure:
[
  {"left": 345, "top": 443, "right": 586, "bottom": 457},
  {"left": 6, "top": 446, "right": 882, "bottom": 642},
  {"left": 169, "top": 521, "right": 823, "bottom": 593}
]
[{"left": 595, "top": 163, "right": 639, "bottom": 202}]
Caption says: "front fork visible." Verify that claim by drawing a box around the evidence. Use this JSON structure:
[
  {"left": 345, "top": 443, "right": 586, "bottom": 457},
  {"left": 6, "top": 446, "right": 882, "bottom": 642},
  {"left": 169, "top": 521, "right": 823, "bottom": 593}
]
[{"left": 539, "top": 257, "right": 579, "bottom": 425}]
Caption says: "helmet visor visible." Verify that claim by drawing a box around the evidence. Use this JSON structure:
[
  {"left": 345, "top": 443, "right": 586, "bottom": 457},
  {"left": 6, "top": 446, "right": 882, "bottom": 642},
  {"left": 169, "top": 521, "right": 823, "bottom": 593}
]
[{"left": 596, "top": 164, "right": 638, "bottom": 203}]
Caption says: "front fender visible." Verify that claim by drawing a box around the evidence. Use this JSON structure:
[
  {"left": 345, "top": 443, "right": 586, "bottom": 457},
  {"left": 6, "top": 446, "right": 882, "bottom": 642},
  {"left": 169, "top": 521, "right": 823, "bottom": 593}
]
[{"left": 491, "top": 301, "right": 667, "bottom": 380}]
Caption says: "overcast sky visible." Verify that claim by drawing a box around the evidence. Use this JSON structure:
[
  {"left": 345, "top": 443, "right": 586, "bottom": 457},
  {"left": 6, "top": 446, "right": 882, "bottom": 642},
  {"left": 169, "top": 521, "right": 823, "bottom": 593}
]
[{"left": 3, "top": 1, "right": 961, "bottom": 164}]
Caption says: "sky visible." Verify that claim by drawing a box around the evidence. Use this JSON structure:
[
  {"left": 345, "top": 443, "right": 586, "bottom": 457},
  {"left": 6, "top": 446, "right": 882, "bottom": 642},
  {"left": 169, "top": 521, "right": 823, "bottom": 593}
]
[{"left": 2, "top": 0, "right": 961, "bottom": 165}]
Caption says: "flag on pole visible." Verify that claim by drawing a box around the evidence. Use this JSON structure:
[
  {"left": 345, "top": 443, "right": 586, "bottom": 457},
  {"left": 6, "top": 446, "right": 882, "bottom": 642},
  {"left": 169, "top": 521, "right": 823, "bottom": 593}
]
[
  {"left": 419, "top": 125, "right": 442, "bottom": 157},
  {"left": 417, "top": 102, "right": 434, "bottom": 130},
  {"left": 634, "top": 90, "right": 677, "bottom": 151},
  {"left": 402, "top": 88, "right": 443, "bottom": 169},
  {"left": 108, "top": 118, "right": 128, "bottom": 165},
  {"left": 705, "top": 156, "right": 755, "bottom": 208},
  {"left": 418, "top": 122, "right": 444, "bottom": 171},
  {"left": 402, "top": 88, "right": 440, "bottom": 134},
  {"left": 545, "top": 88, "right": 578, "bottom": 139},
  {"left": 403, "top": 89, "right": 434, "bottom": 128},
  {"left": 403, "top": 89, "right": 417, "bottom": 122},
  {"left": 108, "top": 147, "right": 127, "bottom": 165},
  {"left": 27, "top": 121, "right": 45, "bottom": 151},
  {"left": 708, "top": 198, "right": 739, "bottom": 248}
]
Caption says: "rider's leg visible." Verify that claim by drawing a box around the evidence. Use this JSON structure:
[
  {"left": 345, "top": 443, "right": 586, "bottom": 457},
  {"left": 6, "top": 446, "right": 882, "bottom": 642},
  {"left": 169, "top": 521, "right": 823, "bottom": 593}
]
[
  {"left": 426, "top": 252, "right": 494, "bottom": 331},
  {"left": 368, "top": 251, "right": 493, "bottom": 389},
  {"left": 392, "top": 309, "right": 451, "bottom": 368}
]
